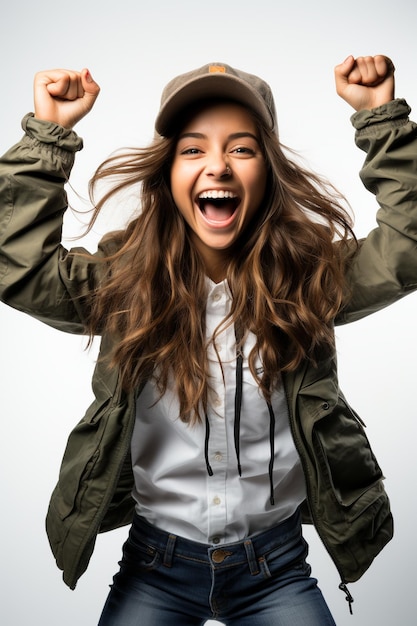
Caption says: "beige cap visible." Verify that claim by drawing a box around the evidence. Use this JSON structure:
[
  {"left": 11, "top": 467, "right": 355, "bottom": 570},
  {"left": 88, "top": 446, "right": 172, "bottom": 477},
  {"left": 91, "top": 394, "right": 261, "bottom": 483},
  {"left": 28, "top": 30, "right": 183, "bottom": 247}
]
[{"left": 155, "top": 62, "right": 277, "bottom": 136}]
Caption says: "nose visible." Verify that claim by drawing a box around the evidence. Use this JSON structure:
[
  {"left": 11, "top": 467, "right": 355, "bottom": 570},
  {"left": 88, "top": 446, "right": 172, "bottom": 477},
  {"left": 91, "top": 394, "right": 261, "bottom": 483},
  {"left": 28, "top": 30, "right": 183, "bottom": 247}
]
[{"left": 205, "top": 152, "right": 231, "bottom": 178}]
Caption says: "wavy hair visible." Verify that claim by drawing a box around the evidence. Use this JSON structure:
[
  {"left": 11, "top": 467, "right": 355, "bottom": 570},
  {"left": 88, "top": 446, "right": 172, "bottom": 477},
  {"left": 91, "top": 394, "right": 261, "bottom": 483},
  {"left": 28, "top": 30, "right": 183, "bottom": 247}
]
[{"left": 85, "top": 104, "right": 356, "bottom": 423}]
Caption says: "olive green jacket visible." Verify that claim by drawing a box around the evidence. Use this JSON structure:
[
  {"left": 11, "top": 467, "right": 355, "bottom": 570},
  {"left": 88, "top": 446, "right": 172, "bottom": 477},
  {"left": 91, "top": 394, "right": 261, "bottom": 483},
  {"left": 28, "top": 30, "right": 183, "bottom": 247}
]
[{"left": 1, "top": 100, "right": 417, "bottom": 591}]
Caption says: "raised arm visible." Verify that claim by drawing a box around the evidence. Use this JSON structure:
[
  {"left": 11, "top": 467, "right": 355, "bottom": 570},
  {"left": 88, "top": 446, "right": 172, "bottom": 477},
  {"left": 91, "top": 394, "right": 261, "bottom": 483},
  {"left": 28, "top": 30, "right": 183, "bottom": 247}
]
[
  {"left": 0, "top": 69, "right": 103, "bottom": 333},
  {"left": 334, "top": 56, "right": 417, "bottom": 323}
]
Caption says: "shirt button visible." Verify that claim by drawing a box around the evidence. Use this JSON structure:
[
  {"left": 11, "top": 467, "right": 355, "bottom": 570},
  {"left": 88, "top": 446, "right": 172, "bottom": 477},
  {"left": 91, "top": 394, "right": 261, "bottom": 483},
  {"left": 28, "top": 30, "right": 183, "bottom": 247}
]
[
  {"left": 214, "top": 452, "right": 223, "bottom": 462},
  {"left": 213, "top": 496, "right": 221, "bottom": 505},
  {"left": 212, "top": 292, "right": 222, "bottom": 302},
  {"left": 212, "top": 537, "right": 221, "bottom": 544}
]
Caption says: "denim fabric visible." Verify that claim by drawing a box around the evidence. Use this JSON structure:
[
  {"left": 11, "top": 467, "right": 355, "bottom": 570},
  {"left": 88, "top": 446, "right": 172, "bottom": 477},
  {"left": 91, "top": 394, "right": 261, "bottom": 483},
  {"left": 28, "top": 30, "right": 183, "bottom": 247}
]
[{"left": 98, "top": 509, "right": 335, "bottom": 625}]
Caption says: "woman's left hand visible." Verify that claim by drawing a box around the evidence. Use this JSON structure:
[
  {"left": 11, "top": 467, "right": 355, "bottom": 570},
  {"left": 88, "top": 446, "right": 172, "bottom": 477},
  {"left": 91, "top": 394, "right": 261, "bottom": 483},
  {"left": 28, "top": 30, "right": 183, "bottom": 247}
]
[{"left": 334, "top": 55, "right": 395, "bottom": 111}]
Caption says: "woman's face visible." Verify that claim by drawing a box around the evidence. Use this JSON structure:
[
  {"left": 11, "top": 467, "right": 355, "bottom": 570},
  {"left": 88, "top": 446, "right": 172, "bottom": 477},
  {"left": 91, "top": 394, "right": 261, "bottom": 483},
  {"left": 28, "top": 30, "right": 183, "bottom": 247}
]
[{"left": 170, "top": 101, "right": 267, "bottom": 281}]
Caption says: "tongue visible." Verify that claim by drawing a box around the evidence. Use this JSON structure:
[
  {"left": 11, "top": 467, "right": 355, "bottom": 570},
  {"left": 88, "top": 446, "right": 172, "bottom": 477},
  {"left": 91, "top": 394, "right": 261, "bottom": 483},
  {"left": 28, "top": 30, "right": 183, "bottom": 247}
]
[{"left": 203, "top": 200, "right": 235, "bottom": 222}]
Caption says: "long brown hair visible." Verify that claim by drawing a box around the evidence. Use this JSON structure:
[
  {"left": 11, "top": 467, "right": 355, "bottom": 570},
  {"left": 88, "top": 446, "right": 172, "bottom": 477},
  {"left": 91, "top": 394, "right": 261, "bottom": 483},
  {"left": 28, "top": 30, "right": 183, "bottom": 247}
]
[{"left": 85, "top": 104, "right": 356, "bottom": 423}]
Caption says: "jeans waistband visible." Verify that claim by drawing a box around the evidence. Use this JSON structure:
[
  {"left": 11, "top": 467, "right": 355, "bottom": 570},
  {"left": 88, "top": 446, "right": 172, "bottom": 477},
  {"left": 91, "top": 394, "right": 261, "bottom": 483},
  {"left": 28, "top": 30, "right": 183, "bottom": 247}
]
[{"left": 131, "top": 508, "right": 302, "bottom": 573}]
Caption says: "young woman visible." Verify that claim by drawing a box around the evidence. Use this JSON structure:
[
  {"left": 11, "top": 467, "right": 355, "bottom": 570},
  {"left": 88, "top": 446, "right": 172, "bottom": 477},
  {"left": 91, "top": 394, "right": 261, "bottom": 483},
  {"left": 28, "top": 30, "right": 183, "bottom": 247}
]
[{"left": 1, "top": 55, "right": 416, "bottom": 625}]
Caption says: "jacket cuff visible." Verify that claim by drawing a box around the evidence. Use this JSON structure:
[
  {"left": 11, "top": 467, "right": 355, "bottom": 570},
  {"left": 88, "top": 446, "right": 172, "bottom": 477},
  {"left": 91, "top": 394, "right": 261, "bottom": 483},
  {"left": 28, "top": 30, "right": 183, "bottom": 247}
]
[
  {"left": 351, "top": 98, "right": 411, "bottom": 131},
  {"left": 21, "top": 113, "right": 84, "bottom": 152}
]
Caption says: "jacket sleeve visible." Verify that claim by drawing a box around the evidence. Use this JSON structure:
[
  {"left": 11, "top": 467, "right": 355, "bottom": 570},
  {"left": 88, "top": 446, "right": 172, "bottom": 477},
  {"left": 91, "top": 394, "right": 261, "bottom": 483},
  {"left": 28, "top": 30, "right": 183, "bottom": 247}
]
[
  {"left": 337, "top": 98, "right": 417, "bottom": 324},
  {"left": 0, "top": 114, "right": 106, "bottom": 334}
]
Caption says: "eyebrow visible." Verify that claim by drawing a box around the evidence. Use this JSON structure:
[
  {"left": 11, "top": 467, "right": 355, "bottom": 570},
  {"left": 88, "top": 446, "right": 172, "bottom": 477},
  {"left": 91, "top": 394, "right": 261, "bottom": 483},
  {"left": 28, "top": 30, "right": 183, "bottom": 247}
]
[{"left": 177, "top": 131, "right": 260, "bottom": 142}]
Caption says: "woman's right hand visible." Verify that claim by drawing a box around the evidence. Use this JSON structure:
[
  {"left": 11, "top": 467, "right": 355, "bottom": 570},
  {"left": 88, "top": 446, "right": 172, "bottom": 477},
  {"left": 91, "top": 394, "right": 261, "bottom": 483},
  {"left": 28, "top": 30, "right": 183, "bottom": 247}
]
[{"left": 33, "top": 68, "right": 100, "bottom": 129}]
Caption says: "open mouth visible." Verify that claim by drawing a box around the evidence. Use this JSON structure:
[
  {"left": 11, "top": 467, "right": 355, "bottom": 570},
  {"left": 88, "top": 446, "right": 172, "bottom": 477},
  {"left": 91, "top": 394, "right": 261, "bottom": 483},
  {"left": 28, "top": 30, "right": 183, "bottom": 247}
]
[{"left": 197, "top": 190, "right": 240, "bottom": 224}]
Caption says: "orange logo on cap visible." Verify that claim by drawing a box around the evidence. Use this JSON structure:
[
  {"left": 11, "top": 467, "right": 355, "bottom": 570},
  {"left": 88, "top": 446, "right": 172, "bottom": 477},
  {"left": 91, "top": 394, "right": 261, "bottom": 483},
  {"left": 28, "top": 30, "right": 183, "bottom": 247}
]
[{"left": 209, "top": 65, "right": 226, "bottom": 73}]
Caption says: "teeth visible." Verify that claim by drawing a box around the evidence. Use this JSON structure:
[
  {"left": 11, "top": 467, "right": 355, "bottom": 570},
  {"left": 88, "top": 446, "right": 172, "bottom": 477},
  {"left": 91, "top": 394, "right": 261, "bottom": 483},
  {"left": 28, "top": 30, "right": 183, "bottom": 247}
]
[{"left": 198, "top": 190, "right": 237, "bottom": 200}]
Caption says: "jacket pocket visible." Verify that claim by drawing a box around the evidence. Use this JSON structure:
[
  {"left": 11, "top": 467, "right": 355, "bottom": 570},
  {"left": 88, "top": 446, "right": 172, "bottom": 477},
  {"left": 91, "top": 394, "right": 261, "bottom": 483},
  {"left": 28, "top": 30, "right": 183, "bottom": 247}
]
[{"left": 312, "top": 398, "right": 383, "bottom": 507}]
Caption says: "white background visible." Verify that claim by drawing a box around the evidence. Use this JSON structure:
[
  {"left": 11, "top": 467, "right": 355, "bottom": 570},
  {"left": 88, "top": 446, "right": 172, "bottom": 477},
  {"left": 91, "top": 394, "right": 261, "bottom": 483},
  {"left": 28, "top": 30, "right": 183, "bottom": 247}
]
[{"left": 1, "top": 1, "right": 416, "bottom": 624}]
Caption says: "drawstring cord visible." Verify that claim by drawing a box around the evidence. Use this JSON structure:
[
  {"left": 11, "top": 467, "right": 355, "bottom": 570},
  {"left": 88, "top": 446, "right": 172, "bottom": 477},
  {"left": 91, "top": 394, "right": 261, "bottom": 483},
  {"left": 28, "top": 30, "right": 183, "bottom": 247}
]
[
  {"left": 234, "top": 340, "right": 276, "bottom": 505},
  {"left": 339, "top": 582, "right": 354, "bottom": 615},
  {"left": 204, "top": 337, "right": 276, "bottom": 507},
  {"left": 204, "top": 413, "right": 213, "bottom": 476},
  {"left": 266, "top": 401, "right": 276, "bottom": 505},
  {"left": 234, "top": 350, "right": 243, "bottom": 477}
]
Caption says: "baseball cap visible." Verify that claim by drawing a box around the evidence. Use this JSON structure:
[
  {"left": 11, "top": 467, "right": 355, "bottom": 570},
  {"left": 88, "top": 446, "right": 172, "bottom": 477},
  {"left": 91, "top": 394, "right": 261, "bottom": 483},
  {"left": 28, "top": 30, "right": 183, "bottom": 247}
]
[{"left": 155, "top": 62, "right": 277, "bottom": 136}]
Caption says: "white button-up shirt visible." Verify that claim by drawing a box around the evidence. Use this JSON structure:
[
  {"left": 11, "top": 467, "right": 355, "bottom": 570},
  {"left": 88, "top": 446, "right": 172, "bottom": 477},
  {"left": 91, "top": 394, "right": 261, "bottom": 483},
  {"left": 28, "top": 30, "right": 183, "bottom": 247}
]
[{"left": 131, "top": 279, "right": 306, "bottom": 544}]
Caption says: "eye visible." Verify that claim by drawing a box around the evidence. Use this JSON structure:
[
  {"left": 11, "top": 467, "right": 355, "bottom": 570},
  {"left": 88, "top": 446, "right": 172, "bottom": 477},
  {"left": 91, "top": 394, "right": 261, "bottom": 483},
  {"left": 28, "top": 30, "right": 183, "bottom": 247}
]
[
  {"left": 230, "top": 146, "right": 256, "bottom": 156},
  {"left": 180, "top": 147, "right": 202, "bottom": 155}
]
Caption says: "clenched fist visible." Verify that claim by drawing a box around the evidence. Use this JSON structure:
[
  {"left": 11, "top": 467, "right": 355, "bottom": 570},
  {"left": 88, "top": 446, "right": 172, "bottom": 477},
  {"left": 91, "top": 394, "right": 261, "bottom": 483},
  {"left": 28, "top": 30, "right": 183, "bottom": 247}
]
[
  {"left": 34, "top": 68, "right": 100, "bottom": 129},
  {"left": 335, "top": 55, "right": 395, "bottom": 111}
]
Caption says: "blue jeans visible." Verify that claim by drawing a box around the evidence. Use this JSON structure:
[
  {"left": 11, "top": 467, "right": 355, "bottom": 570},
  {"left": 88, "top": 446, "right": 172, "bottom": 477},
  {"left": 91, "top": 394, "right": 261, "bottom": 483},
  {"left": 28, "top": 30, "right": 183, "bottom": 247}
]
[{"left": 98, "top": 509, "right": 335, "bottom": 625}]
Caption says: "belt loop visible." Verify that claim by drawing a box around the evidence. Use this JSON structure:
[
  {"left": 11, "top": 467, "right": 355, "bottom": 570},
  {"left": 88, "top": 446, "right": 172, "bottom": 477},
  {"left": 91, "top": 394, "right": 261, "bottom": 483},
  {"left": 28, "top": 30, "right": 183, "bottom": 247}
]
[
  {"left": 244, "top": 539, "right": 260, "bottom": 575},
  {"left": 163, "top": 534, "right": 177, "bottom": 567}
]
